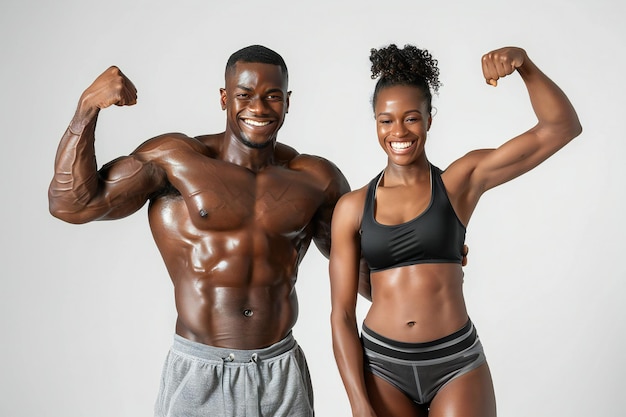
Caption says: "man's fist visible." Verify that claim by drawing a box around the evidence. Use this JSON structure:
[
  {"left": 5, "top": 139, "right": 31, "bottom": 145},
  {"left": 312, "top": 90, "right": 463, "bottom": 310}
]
[{"left": 79, "top": 66, "right": 138, "bottom": 110}]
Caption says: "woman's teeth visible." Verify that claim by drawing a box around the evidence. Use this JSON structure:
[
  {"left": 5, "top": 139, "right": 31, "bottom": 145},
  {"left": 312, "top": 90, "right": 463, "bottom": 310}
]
[{"left": 390, "top": 141, "right": 413, "bottom": 150}]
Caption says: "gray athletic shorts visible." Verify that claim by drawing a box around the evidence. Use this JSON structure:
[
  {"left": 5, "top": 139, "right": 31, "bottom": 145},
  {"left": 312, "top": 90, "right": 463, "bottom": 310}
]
[
  {"left": 154, "top": 332, "right": 314, "bottom": 417},
  {"left": 362, "top": 319, "right": 486, "bottom": 405}
]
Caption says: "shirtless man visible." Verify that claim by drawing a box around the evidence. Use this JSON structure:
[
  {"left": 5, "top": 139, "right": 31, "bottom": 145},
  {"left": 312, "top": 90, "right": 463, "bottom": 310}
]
[{"left": 48, "top": 45, "right": 349, "bottom": 417}]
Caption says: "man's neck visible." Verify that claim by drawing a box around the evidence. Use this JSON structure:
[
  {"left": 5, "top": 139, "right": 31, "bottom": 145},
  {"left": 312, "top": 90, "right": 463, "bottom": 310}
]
[{"left": 220, "top": 134, "right": 276, "bottom": 172}]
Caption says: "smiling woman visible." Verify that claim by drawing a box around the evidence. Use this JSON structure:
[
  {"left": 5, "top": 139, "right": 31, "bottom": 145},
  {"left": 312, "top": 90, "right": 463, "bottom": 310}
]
[{"left": 329, "top": 43, "right": 582, "bottom": 417}]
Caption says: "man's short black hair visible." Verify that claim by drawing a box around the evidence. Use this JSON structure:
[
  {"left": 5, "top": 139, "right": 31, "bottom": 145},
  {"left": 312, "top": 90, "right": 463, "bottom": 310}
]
[{"left": 225, "top": 45, "right": 288, "bottom": 83}]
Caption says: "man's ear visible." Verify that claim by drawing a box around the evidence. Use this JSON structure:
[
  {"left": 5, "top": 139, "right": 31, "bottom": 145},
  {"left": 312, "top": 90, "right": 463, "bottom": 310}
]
[
  {"left": 219, "top": 88, "right": 227, "bottom": 110},
  {"left": 286, "top": 91, "right": 291, "bottom": 114},
  {"left": 427, "top": 114, "right": 432, "bottom": 131}
]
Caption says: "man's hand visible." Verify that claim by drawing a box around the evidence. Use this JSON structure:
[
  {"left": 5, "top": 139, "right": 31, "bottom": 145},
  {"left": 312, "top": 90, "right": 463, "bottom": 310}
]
[
  {"left": 461, "top": 244, "right": 469, "bottom": 267},
  {"left": 68, "top": 66, "right": 138, "bottom": 134},
  {"left": 481, "top": 47, "right": 526, "bottom": 87},
  {"left": 79, "top": 66, "right": 138, "bottom": 111}
]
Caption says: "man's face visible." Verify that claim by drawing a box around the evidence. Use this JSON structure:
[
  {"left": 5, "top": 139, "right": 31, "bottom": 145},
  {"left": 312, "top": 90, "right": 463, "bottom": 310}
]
[{"left": 221, "top": 62, "right": 290, "bottom": 148}]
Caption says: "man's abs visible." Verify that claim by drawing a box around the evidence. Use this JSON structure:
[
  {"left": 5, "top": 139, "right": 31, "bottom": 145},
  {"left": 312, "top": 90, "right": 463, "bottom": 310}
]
[
  {"left": 174, "top": 282, "right": 299, "bottom": 349},
  {"left": 148, "top": 195, "right": 307, "bottom": 349}
]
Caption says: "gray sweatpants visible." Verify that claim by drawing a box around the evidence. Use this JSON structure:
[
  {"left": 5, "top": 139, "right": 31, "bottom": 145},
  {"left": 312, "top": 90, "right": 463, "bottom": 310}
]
[{"left": 154, "top": 332, "right": 314, "bottom": 417}]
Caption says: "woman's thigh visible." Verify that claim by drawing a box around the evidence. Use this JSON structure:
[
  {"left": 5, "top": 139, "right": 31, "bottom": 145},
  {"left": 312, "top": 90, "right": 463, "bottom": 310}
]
[
  {"left": 364, "top": 371, "right": 428, "bottom": 417},
  {"left": 428, "top": 362, "right": 497, "bottom": 417}
]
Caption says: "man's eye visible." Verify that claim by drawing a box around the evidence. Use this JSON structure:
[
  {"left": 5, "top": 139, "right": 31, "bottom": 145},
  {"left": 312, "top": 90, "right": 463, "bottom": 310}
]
[{"left": 236, "top": 93, "right": 249, "bottom": 99}]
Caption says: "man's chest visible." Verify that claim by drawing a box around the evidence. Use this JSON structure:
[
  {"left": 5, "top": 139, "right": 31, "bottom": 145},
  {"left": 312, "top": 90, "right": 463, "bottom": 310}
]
[{"left": 159, "top": 161, "right": 325, "bottom": 234}]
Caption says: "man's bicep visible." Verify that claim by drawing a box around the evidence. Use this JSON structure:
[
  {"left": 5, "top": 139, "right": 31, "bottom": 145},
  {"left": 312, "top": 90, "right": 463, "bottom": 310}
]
[
  {"left": 96, "top": 156, "right": 166, "bottom": 219},
  {"left": 50, "top": 155, "right": 166, "bottom": 223},
  {"left": 306, "top": 155, "right": 351, "bottom": 258},
  {"left": 313, "top": 174, "right": 351, "bottom": 258},
  {"left": 357, "top": 257, "right": 372, "bottom": 301},
  {"left": 312, "top": 206, "right": 333, "bottom": 259}
]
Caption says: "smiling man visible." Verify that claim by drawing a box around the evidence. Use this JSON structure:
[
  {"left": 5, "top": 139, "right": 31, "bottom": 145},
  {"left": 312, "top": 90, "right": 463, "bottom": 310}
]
[{"left": 48, "top": 45, "right": 350, "bottom": 417}]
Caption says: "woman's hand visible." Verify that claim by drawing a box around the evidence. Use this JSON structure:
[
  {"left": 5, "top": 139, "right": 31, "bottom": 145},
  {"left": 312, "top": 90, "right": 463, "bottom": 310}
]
[{"left": 481, "top": 47, "right": 527, "bottom": 86}]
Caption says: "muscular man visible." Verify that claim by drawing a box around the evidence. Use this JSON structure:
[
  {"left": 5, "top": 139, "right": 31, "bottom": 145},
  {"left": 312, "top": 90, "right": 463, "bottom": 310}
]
[{"left": 49, "top": 45, "right": 349, "bottom": 417}]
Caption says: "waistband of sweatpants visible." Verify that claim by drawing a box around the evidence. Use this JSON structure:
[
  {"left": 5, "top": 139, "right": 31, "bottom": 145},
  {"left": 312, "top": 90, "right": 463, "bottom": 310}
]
[
  {"left": 361, "top": 319, "right": 478, "bottom": 361},
  {"left": 171, "top": 332, "right": 297, "bottom": 363}
]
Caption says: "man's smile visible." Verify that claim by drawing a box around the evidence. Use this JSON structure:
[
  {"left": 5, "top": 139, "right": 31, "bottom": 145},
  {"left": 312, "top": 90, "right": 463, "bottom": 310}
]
[{"left": 242, "top": 118, "right": 272, "bottom": 127}]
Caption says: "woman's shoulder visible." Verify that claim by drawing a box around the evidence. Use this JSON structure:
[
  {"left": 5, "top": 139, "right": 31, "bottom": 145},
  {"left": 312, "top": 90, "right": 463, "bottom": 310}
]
[
  {"left": 336, "top": 184, "right": 369, "bottom": 214},
  {"left": 330, "top": 186, "right": 368, "bottom": 234}
]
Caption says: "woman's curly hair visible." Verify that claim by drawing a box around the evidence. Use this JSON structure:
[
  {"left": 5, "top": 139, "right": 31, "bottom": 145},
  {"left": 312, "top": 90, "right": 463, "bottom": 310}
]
[{"left": 370, "top": 44, "right": 441, "bottom": 112}]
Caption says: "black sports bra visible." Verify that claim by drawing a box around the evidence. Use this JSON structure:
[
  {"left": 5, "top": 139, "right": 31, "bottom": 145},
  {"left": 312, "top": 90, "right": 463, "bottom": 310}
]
[{"left": 360, "top": 164, "right": 466, "bottom": 272}]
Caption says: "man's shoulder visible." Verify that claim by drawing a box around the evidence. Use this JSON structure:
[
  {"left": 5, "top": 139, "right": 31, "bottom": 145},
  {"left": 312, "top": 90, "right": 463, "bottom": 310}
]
[
  {"left": 287, "top": 151, "right": 344, "bottom": 181},
  {"left": 275, "top": 143, "right": 335, "bottom": 170},
  {"left": 274, "top": 141, "right": 299, "bottom": 164},
  {"left": 277, "top": 145, "right": 350, "bottom": 198},
  {"left": 133, "top": 132, "right": 217, "bottom": 157}
]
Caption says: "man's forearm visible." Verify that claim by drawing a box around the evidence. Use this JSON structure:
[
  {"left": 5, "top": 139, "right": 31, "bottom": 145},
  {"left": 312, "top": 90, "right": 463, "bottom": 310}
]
[{"left": 49, "top": 114, "right": 100, "bottom": 219}]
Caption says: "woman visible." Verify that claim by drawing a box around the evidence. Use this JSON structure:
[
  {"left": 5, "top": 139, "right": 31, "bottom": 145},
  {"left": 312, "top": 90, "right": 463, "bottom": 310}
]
[{"left": 329, "top": 44, "right": 581, "bottom": 417}]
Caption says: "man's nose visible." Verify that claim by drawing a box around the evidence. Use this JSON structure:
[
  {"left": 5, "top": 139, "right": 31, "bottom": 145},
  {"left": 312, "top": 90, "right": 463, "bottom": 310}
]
[{"left": 248, "top": 96, "right": 268, "bottom": 114}]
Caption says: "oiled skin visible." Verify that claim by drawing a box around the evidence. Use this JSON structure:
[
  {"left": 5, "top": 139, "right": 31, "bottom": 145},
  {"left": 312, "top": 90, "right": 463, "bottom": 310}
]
[{"left": 49, "top": 62, "right": 350, "bottom": 349}]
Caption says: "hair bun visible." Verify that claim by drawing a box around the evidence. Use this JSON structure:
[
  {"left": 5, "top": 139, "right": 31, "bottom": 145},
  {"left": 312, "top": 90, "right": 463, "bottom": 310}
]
[{"left": 370, "top": 44, "right": 441, "bottom": 93}]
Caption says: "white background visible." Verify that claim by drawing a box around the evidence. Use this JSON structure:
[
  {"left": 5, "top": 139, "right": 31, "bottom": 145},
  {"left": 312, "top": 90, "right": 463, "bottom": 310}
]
[{"left": 1, "top": 1, "right": 624, "bottom": 416}]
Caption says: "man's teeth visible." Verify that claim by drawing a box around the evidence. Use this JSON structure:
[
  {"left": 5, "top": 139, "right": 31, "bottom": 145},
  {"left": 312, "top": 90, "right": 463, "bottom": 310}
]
[
  {"left": 243, "top": 119, "right": 271, "bottom": 127},
  {"left": 390, "top": 141, "right": 413, "bottom": 150}
]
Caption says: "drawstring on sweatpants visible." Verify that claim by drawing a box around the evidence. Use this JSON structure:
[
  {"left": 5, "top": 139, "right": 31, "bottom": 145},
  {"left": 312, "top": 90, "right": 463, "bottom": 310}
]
[
  {"left": 221, "top": 352, "right": 261, "bottom": 417},
  {"left": 221, "top": 353, "right": 235, "bottom": 415},
  {"left": 246, "top": 353, "right": 260, "bottom": 416}
]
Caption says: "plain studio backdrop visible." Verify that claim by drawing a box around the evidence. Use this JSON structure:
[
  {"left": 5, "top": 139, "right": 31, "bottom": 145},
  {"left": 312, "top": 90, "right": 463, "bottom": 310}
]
[{"left": 1, "top": 1, "right": 623, "bottom": 416}]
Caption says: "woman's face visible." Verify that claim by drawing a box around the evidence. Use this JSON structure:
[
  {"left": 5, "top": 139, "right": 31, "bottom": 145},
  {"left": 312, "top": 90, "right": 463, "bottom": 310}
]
[{"left": 374, "top": 85, "right": 431, "bottom": 165}]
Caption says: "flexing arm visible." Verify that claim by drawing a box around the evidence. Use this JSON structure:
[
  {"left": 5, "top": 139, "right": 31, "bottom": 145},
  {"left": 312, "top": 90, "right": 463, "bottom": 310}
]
[
  {"left": 329, "top": 193, "right": 377, "bottom": 417},
  {"left": 447, "top": 47, "right": 582, "bottom": 220},
  {"left": 48, "top": 67, "right": 166, "bottom": 224}
]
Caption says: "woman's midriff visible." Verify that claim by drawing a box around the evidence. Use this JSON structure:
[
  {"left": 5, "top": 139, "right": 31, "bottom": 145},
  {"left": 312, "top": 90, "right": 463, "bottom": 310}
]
[{"left": 363, "top": 263, "right": 469, "bottom": 343}]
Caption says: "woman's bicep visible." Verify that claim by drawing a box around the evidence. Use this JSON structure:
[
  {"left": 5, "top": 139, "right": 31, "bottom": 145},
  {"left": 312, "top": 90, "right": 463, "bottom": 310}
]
[{"left": 471, "top": 126, "right": 567, "bottom": 192}]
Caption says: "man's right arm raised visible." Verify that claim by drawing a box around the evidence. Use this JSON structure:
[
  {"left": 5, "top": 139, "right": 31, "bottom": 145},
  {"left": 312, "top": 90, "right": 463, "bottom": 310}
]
[{"left": 49, "top": 66, "right": 167, "bottom": 224}]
